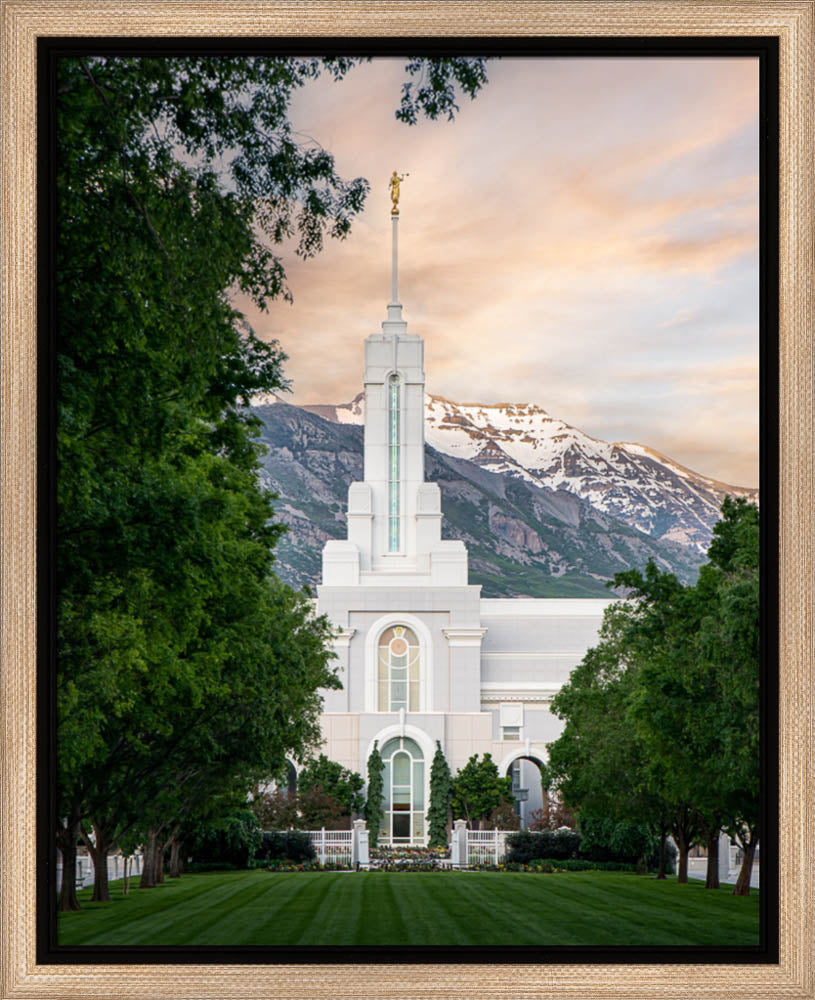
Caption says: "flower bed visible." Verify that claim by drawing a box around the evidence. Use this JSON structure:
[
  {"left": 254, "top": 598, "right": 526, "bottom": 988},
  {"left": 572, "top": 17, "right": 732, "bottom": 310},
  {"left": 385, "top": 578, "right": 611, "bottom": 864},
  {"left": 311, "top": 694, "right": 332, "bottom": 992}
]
[
  {"left": 368, "top": 845, "right": 449, "bottom": 871},
  {"left": 468, "top": 859, "right": 639, "bottom": 873},
  {"left": 265, "top": 859, "right": 351, "bottom": 872},
  {"left": 262, "top": 852, "right": 638, "bottom": 874}
]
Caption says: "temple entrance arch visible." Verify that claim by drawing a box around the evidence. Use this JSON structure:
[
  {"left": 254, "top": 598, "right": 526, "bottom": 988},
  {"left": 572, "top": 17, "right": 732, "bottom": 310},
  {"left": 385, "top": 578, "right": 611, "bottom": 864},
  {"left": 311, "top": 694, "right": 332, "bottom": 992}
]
[{"left": 499, "top": 747, "right": 549, "bottom": 829}]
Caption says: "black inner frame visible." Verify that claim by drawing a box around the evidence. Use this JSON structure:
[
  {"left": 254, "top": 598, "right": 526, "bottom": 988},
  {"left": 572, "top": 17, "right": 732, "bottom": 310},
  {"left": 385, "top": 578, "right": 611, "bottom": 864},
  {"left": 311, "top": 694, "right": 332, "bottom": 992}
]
[{"left": 37, "top": 34, "right": 780, "bottom": 966}]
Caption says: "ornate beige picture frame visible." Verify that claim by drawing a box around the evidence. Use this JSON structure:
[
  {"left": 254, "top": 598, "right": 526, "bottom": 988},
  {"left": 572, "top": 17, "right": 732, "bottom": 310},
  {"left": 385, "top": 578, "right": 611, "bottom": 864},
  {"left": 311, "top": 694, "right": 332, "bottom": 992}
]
[{"left": 1, "top": 2, "right": 811, "bottom": 997}]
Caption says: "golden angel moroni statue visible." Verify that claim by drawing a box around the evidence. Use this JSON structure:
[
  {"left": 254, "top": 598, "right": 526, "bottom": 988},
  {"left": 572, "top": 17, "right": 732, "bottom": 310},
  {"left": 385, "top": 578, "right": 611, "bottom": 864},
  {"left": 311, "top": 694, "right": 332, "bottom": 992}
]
[{"left": 389, "top": 170, "right": 407, "bottom": 215}]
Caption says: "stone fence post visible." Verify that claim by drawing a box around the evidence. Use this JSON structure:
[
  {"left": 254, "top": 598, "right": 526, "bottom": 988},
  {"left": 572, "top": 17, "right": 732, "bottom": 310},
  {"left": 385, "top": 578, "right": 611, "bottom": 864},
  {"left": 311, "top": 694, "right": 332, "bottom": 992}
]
[
  {"left": 451, "top": 819, "right": 468, "bottom": 867},
  {"left": 353, "top": 818, "right": 369, "bottom": 868}
]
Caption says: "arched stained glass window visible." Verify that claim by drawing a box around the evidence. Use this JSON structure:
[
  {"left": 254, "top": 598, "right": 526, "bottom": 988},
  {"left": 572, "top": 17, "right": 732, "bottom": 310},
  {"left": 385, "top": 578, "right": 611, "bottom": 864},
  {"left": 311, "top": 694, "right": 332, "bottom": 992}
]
[
  {"left": 380, "top": 736, "right": 425, "bottom": 844},
  {"left": 377, "top": 625, "right": 420, "bottom": 712}
]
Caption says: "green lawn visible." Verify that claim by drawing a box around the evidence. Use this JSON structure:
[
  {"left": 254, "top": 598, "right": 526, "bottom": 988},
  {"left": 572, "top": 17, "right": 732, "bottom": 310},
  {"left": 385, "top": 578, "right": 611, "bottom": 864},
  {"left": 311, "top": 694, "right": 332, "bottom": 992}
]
[{"left": 58, "top": 870, "right": 759, "bottom": 947}]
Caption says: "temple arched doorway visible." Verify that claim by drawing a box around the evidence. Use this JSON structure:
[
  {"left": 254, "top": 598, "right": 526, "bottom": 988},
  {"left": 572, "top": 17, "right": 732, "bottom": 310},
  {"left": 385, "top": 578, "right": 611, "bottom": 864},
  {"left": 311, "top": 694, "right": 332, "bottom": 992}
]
[{"left": 499, "top": 748, "right": 549, "bottom": 829}]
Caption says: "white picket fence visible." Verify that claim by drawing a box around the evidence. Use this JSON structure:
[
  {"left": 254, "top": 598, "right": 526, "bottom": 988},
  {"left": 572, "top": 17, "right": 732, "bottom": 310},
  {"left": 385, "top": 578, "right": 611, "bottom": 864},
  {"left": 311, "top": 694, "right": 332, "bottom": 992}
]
[
  {"left": 56, "top": 852, "right": 143, "bottom": 890},
  {"left": 306, "top": 828, "right": 354, "bottom": 866},
  {"left": 465, "top": 829, "right": 510, "bottom": 866},
  {"left": 449, "top": 821, "right": 513, "bottom": 867}
]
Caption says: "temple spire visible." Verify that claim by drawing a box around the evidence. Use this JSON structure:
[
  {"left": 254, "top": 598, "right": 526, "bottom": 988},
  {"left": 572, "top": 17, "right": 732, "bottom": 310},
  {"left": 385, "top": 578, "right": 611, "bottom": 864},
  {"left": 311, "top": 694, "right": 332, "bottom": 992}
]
[
  {"left": 387, "top": 171, "right": 407, "bottom": 320},
  {"left": 391, "top": 211, "right": 399, "bottom": 306}
]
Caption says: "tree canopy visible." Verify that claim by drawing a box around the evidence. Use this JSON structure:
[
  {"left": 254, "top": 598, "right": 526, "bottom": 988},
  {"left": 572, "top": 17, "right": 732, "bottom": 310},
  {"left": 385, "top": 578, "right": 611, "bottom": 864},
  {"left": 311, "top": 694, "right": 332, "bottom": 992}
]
[
  {"left": 547, "top": 498, "right": 760, "bottom": 893},
  {"left": 451, "top": 754, "right": 513, "bottom": 830},
  {"left": 297, "top": 755, "right": 364, "bottom": 816},
  {"left": 55, "top": 53, "right": 489, "bottom": 907}
]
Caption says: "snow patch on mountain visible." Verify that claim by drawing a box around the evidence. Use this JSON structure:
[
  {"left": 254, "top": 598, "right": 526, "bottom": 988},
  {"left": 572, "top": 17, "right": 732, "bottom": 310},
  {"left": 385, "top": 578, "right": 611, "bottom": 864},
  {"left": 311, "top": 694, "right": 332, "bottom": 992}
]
[{"left": 256, "top": 390, "right": 757, "bottom": 553}]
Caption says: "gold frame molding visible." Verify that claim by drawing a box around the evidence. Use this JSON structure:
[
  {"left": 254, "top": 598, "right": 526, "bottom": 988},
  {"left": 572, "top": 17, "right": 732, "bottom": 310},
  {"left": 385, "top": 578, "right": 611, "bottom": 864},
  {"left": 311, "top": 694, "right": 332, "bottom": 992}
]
[{"left": 1, "top": 3, "right": 812, "bottom": 997}]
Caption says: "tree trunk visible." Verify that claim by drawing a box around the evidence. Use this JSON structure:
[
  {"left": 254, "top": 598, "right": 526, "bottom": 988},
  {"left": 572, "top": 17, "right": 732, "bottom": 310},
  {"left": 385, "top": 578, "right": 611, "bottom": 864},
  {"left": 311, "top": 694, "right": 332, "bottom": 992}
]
[
  {"left": 733, "top": 835, "right": 758, "bottom": 896},
  {"left": 672, "top": 807, "right": 696, "bottom": 884},
  {"left": 674, "top": 822, "right": 690, "bottom": 884},
  {"left": 705, "top": 829, "right": 720, "bottom": 889},
  {"left": 123, "top": 855, "right": 129, "bottom": 895},
  {"left": 541, "top": 788, "right": 551, "bottom": 828},
  {"left": 156, "top": 838, "right": 166, "bottom": 883},
  {"left": 168, "top": 838, "right": 183, "bottom": 878},
  {"left": 56, "top": 816, "right": 81, "bottom": 911},
  {"left": 140, "top": 830, "right": 158, "bottom": 888},
  {"left": 87, "top": 822, "right": 112, "bottom": 902},
  {"left": 656, "top": 821, "right": 667, "bottom": 880}
]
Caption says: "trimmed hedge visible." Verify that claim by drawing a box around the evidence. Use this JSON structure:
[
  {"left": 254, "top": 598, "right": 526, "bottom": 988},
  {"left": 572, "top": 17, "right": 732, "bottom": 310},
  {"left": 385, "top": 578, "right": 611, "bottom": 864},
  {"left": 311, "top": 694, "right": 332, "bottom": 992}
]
[
  {"left": 505, "top": 828, "right": 676, "bottom": 874},
  {"left": 187, "top": 810, "right": 261, "bottom": 869},
  {"left": 520, "top": 858, "right": 638, "bottom": 872},
  {"left": 256, "top": 830, "right": 316, "bottom": 864},
  {"left": 184, "top": 861, "right": 239, "bottom": 874},
  {"left": 505, "top": 830, "right": 581, "bottom": 863}
]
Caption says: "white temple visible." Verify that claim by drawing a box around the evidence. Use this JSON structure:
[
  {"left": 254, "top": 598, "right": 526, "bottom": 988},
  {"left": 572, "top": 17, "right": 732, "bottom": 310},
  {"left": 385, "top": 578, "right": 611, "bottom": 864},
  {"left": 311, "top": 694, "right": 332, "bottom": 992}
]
[{"left": 310, "top": 182, "right": 615, "bottom": 843}]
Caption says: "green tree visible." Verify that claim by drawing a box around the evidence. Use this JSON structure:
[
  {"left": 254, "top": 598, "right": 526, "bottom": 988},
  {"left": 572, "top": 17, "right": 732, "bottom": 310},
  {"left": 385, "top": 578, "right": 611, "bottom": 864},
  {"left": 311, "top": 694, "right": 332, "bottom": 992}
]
[
  {"left": 549, "top": 498, "right": 760, "bottom": 891},
  {"left": 451, "top": 754, "right": 513, "bottom": 830},
  {"left": 55, "top": 54, "right": 489, "bottom": 908},
  {"left": 290, "top": 786, "right": 350, "bottom": 831},
  {"left": 427, "top": 742, "right": 452, "bottom": 848},
  {"left": 54, "top": 54, "right": 488, "bottom": 908},
  {"left": 364, "top": 742, "right": 385, "bottom": 847},
  {"left": 613, "top": 563, "right": 711, "bottom": 884},
  {"left": 298, "top": 755, "right": 364, "bottom": 816},
  {"left": 187, "top": 807, "right": 262, "bottom": 869},
  {"left": 548, "top": 602, "right": 672, "bottom": 875},
  {"left": 698, "top": 498, "right": 760, "bottom": 894}
]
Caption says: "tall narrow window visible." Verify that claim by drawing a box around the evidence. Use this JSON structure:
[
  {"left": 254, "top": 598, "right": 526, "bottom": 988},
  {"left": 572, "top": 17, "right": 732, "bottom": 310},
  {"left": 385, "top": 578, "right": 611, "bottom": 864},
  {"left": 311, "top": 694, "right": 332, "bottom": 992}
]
[
  {"left": 388, "top": 373, "right": 400, "bottom": 551},
  {"left": 377, "top": 625, "right": 420, "bottom": 711},
  {"left": 380, "top": 736, "right": 425, "bottom": 844}
]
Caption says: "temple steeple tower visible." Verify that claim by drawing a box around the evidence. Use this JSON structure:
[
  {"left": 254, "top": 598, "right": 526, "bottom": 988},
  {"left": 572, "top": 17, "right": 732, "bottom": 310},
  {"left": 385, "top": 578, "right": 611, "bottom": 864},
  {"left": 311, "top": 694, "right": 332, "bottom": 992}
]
[{"left": 320, "top": 177, "right": 468, "bottom": 587}]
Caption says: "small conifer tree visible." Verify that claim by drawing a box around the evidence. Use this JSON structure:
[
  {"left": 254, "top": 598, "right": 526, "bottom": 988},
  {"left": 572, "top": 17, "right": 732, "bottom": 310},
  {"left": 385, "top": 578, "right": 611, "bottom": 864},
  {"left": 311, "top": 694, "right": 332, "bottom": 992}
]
[
  {"left": 427, "top": 741, "right": 452, "bottom": 848},
  {"left": 365, "top": 741, "right": 384, "bottom": 847}
]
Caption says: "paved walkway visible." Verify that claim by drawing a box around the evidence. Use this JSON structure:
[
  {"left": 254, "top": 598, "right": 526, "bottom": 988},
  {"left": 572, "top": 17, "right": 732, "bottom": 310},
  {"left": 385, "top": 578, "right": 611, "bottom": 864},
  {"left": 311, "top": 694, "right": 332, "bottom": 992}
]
[{"left": 687, "top": 857, "right": 760, "bottom": 888}]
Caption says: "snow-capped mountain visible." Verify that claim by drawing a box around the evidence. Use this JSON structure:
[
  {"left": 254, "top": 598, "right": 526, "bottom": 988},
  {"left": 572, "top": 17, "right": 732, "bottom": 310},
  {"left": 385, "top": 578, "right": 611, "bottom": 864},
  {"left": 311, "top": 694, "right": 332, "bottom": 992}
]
[
  {"left": 294, "top": 392, "right": 757, "bottom": 554},
  {"left": 250, "top": 400, "right": 707, "bottom": 598}
]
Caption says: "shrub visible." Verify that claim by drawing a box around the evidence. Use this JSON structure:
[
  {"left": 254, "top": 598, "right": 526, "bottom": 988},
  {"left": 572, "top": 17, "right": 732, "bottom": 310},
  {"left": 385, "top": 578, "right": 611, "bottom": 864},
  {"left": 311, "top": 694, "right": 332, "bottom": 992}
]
[
  {"left": 507, "top": 822, "right": 674, "bottom": 872},
  {"left": 256, "top": 830, "right": 316, "bottom": 863},
  {"left": 365, "top": 742, "right": 384, "bottom": 848},
  {"left": 298, "top": 755, "right": 364, "bottom": 815},
  {"left": 188, "top": 809, "right": 261, "bottom": 869},
  {"left": 251, "top": 786, "right": 351, "bottom": 830},
  {"left": 264, "top": 859, "right": 350, "bottom": 872},
  {"left": 578, "top": 817, "right": 654, "bottom": 863},
  {"left": 527, "top": 794, "right": 576, "bottom": 831},
  {"left": 251, "top": 788, "right": 295, "bottom": 829},
  {"left": 505, "top": 829, "right": 581, "bottom": 863},
  {"left": 451, "top": 754, "right": 514, "bottom": 829},
  {"left": 486, "top": 800, "right": 521, "bottom": 830},
  {"left": 184, "top": 861, "right": 238, "bottom": 874},
  {"left": 525, "top": 857, "right": 638, "bottom": 872},
  {"left": 426, "top": 742, "right": 452, "bottom": 848}
]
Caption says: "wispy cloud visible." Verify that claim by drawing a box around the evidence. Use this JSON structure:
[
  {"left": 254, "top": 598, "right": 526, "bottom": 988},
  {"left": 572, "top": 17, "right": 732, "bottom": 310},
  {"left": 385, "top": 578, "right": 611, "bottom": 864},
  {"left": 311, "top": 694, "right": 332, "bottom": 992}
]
[{"left": 239, "top": 57, "right": 759, "bottom": 487}]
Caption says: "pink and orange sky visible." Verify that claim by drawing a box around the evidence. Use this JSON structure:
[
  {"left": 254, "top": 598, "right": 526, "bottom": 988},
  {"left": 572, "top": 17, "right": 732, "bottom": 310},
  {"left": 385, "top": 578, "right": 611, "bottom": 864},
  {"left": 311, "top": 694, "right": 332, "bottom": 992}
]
[{"left": 235, "top": 57, "right": 760, "bottom": 487}]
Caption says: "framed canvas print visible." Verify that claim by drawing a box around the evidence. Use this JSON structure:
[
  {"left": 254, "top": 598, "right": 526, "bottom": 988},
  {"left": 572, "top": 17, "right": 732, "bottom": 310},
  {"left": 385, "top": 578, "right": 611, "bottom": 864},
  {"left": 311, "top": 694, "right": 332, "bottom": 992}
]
[{"left": 1, "top": 3, "right": 812, "bottom": 999}]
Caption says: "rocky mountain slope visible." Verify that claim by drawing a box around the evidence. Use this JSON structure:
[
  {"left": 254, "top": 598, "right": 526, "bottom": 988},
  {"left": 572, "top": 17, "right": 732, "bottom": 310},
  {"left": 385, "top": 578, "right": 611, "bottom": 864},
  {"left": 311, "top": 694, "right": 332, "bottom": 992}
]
[
  {"left": 252, "top": 400, "right": 709, "bottom": 598},
  {"left": 297, "top": 393, "right": 758, "bottom": 555}
]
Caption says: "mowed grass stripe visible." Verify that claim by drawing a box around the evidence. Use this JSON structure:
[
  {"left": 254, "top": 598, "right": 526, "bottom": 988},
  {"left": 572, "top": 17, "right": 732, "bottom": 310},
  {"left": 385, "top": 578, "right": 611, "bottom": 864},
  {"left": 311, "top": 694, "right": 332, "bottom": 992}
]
[
  {"left": 62, "top": 872, "right": 273, "bottom": 946},
  {"left": 511, "top": 874, "right": 677, "bottom": 946},
  {"left": 58, "top": 870, "right": 760, "bottom": 947},
  {"left": 501, "top": 873, "right": 756, "bottom": 946},
  {"left": 279, "top": 874, "right": 360, "bottom": 946}
]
